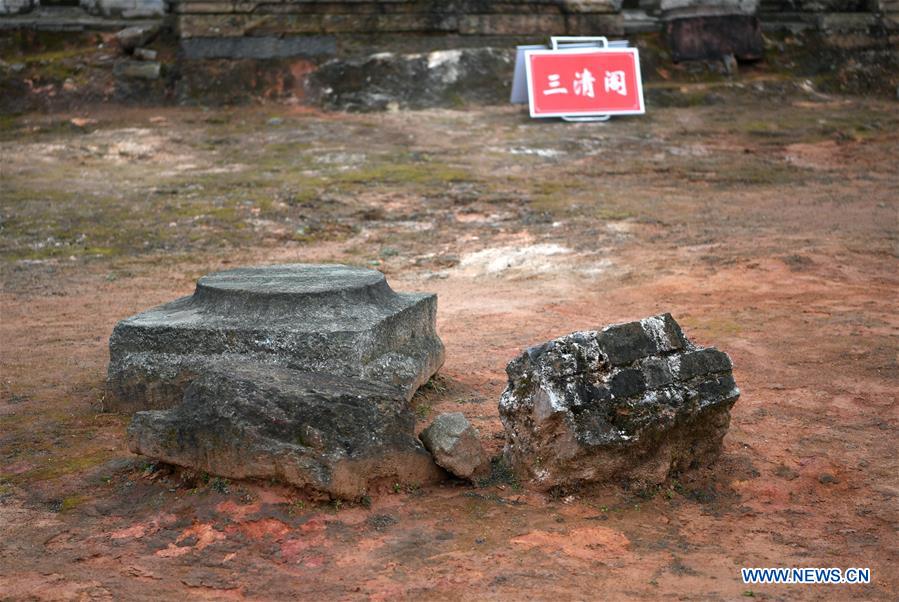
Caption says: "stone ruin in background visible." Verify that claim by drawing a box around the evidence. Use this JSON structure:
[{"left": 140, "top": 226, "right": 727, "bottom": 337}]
[
  {"left": 107, "top": 264, "right": 740, "bottom": 499},
  {"left": 4, "top": 0, "right": 894, "bottom": 51},
  {"left": 2, "top": 0, "right": 895, "bottom": 107}
]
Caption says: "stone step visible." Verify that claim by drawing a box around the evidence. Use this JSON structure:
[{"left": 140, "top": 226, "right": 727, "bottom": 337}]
[
  {"left": 0, "top": 6, "right": 161, "bottom": 31},
  {"left": 177, "top": 12, "right": 624, "bottom": 37}
]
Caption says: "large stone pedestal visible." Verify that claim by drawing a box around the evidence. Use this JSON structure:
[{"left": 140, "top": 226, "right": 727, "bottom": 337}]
[
  {"left": 128, "top": 363, "right": 444, "bottom": 499},
  {"left": 107, "top": 263, "right": 445, "bottom": 412}
]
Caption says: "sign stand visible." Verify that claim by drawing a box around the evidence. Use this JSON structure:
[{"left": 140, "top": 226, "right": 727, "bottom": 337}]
[{"left": 549, "top": 37, "right": 612, "bottom": 123}]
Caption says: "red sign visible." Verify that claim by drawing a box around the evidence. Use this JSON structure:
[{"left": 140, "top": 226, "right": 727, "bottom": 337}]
[{"left": 525, "top": 48, "right": 645, "bottom": 118}]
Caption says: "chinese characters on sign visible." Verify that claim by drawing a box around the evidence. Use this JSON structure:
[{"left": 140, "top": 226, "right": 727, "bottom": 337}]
[
  {"left": 525, "top": 48, "right": 644, "bottom": 118},
  {"left": 604, "top": 70, "right": 626, "bottom": 96},
  {"left": 573, "top": 68, "right": 596, "bottom": 97}
]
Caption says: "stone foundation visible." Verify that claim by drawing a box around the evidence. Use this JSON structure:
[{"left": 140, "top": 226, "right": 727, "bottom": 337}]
[{"left": 107, "top": 264, "right": 445, "bottom": 412}]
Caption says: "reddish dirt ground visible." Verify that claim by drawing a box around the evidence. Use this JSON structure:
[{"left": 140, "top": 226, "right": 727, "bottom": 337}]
[{"left": 1, "top": 92, "right": 897, "bottom": 600}]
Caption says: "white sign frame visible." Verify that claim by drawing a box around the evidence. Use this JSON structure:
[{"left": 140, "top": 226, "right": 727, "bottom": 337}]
[{"left": 524, "top": 46, "right": 646, "bottom": 120}]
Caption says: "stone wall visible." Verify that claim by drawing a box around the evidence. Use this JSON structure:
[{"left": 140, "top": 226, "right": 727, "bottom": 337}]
[
  {"left": 0, "top": 0, "right": 165, "bottom": 16},
  {"left": 81, "top": 0, "right": 166, "bottom": 18},
  {"left": 173, "top": 0, "right": 626, "bottom": 58},
  {"left": 0, "top": 0, "right": 36, "bottom": 15},
  {"left": 167, "top": 0, "right": 897, "bottom": 61},
  {"left": 883, "top": 0, "right": 899, "bottom": 28},
  {"left": 2, "top": 0, "right": 895, "bottom": 37},
  {"left": 173, "top": 0, "right": 624, "bottom": 38}
]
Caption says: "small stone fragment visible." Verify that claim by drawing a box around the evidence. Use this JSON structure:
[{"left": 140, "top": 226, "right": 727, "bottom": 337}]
[
  {"left": 127, "top": 362, "right": 442, "bottom": 499},
  {"left": 498, "top": 313, "right": 740, "bottom": 490},
  {"left": 113, "top": 61, "right": 161, "bottom": 81},
  {"left": 133, "top": 48, "right": 158, "bottom": 61},
  {"left": 419, "top": 413, "right": 490, "bottom": 481},
  {"left": 114, "top": 24, "right": 161, "bottom": 54}
]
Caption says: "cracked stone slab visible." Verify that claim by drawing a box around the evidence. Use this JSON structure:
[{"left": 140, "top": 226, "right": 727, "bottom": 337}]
[
  {"left": 498, "top": 313, "right": 740, "bottom": 491},
  {"left": 127, "top": 362, "right": 443, "bottom": 499},
  {"left": 106, "top": 264, "right": 445, "bottom": 412}
]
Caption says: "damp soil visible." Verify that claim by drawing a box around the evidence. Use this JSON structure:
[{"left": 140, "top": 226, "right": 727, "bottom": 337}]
[{"left": 1, "top": 91, "right": 897, "bottom": 600}]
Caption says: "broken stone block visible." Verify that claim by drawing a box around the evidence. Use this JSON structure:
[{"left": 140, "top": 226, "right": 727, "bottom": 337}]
[
  {"left": 419, "top": 413, "right": 490, "bottom": 481},
  {"left": 84, "top": 0, "right": 165, "bottom": 18},
  {"left": 114, "top": 24, "right": 161, "bottom": 54},
  {"left": 661, "top": 0, "right": 763, "bottom": 61},
  {"left": 133, "top": 48, "right": 158, "bottom": 61},
  {"left": 664, "top": 15, "right": 764, "bottom": 61},
  {"left": 498, "top": 314, "right": 740, "bottom": 491},
  {"left": 106, "top": 264, "right": 445, "bottom": 412},
  {"left": 128, "top": 363, "right": 443, "bottom": 499},
  {"left": 113, "top": 60, "right": 161, "bottom": 80},
  {"left": 0, "top": 0, "right": 35, "bottom": 15}
]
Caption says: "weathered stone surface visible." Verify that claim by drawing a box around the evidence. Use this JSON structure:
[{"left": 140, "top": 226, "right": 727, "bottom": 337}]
[
  {"left": 457, "top": 13, "right": 623, "bottom": 35},
  {"left": 498, "top": 313, "right": 740, "bottom": 491},
  {"left": 419, "top": 412, "right": 489, "bottom": 481},
  {"left": 113, "top": 59, "right": 161, "bottom": 79},
  {"left": 174, "top": 1, "right": 624, "bottom": 37},
  {"left": 781, "top": 0, "right": 870, "bottom": 11},
  {"left": 0, "top": 0, "right": 35, "bottom": 16},
  {"left": 84, "top": 0, "right": 165, "bottom": 19},
  {"left": 114, "top": 23, "right": 161, "bottom": 52},
  {"left": 306, "top": 47, "right": 514, "bottom": 111},
  {"left": 563, "top": 0, "right": 624, "bottom": 13},
  {"left": 661, "top": 0, "right": 759, "bottom": 18},
  {"left": 128, "top": 363, "right": 443, "bottom": 499},
  {"left": 665, "top": 15, "right": 764, "bottom": 61},
  {"left": 180, "top": 36, "right": 336, "bottom": 60},
  {"left": 178, "top": 14, "right": 458, "bottom": 37},
  {"left": 107, "top": 264, "right": 444, "bottom": 412},
  {"left": 133, "top": 47, "right": 158, "bottom": 61}
]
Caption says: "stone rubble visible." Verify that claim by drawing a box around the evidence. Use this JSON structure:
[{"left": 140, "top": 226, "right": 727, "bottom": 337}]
[
  {"left": 114, "top": 23, "right": 161, "bottom": 54},
  {"left": 498, "top": 313, "right": 740, "bottom": 491}
]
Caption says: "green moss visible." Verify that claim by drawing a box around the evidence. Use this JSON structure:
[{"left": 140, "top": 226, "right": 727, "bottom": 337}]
[
  {"left": 332, "top": 162, "right": 470, "bottom": 187},
  {"left": 476, "top": 457, "right": 520, "bottom": 491},
  {"left": 709, "top": 161, "right": 807, "bottom": 187},
  {"left": 0, "top": 182, "right": 260, "bottom": 262},
  {"left": 163, "top": 427, "right": 180, "bottom": 450},
  {"left": 0, "top": 113, "right": 21, "bottom": 133},
  {"left": 209, "top": 477, "right": 230, "bottom": 493},
  {"left": 414, "top": 402, "right": 432, "bottom": 420},
  {"left": 58, "top": 495, "right": 84, "bottom": 512},
  {"left": 11, "top": 452, "right": 114, "bottom": 484},
  {"left": 512, "top": 374, "right": 534, "bottom": 399},
  {"left": 691, "top": 316, "right": 743, "bottom": 338}
]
